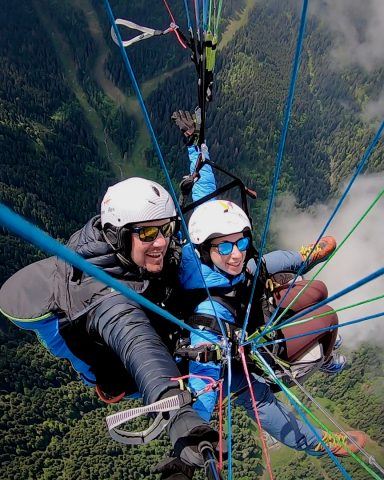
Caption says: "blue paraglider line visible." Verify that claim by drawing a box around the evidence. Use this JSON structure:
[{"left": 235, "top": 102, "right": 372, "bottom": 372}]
[
  {"left": 1, "top": 1, "right": 382, "bottom": 478},
  {"left": 251, "top": 312, "right": 384, "bottom": 351},
  {"left": 240, "top": 0, "right": 309, "bottom": 344}
]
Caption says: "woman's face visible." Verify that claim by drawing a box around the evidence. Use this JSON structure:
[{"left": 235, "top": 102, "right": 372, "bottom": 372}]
[{"left": 209, "top": 232, "right": 249, "bottom": 276}]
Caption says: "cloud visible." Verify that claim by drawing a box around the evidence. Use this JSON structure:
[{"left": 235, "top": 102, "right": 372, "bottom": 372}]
[
  {"left": 271, "top": 173, "right": 384, "bottom": 348},
  {"left": 362, "top": 89, "right": 384, "bottom": 123},
  {"left": 310, "top": 0, "right": 384, "bottom": 71}
]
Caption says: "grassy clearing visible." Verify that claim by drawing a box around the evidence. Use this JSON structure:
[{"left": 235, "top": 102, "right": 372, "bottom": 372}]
[
  {"left": 267, "top": 393, "right": 384, "bottom": 477},
  {"left": 219, "top": 0, "right": 256, "bottom": 51}
]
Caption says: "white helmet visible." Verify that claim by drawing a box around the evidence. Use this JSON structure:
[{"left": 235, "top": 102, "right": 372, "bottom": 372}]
[
  {"left": 101, "top": 177, "right": 176, "bottom": 228},
  {"left": 188, "top": 199, "right": 251, "bottom": 244}
]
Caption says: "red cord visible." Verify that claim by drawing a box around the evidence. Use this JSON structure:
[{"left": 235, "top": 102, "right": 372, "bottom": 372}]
[
  {"left": 172, "top": 374, "right": 224, "bottom": 470},
  {"left": 162, "top": 0, "right": 188, "bottom": 48},
  {"left": 239, "top": 347, "right": 274, "bottom": 480},
  {"left": 95, "top": 385, "right": 126, "bottom": 404}
]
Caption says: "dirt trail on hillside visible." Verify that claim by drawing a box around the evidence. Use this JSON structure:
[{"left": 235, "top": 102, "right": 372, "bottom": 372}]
[
  {"left": 74, "top": 0, "right": 191, "bottom": 175},
  {"left": 33, "top": 0, "right": 127, "bottom": 178},
  {"left": 37, "top": 0, "right": 256, "bottom": 176}
]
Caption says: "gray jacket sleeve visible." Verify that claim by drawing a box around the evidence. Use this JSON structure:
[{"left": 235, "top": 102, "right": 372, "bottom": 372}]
[{"left": 87, "top": 293, "right": 181, "bottom": 404}]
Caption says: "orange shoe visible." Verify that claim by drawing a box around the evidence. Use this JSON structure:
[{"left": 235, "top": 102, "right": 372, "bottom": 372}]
[
  {"left": 313, "top": 431, "right": 368, "bottom": 457},
  {"left": 300, "top": 236, "right": 336, "bottom": 273}
]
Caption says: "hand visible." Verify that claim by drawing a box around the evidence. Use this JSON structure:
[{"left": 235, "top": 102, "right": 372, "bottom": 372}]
[
  {"left": 171, "top": 109, "right": 201, "bottom": 146},
  {"left": 172, "top": 424, "right": 222, "bottom": 468},
  {"left": 153, "top": 454, "right": 195, "bottom": 480}
]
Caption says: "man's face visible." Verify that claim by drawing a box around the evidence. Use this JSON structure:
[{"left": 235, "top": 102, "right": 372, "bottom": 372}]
[{"left": 130, "top": 219, "right": 171, "bottom": 273}]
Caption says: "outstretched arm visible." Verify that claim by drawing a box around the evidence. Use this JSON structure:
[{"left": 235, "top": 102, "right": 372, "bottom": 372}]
[
  {"left": 188, "top": 144, "right": 217, "bottom": 202},
  {"left": 87, "top": 294, "right": 181, "bottom": 405}
]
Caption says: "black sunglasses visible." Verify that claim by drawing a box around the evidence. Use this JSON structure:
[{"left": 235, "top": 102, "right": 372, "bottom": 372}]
[
  {"left": 210, "top": 236, "right": 250, "bottom": 255},
  {"left": 131, "top": 220, "right": 176, "bottom": 242}
]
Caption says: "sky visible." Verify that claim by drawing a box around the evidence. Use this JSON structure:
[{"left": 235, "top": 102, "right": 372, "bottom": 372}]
[{"left": 272, "top": 173, "right": 384, "bottom": 348}]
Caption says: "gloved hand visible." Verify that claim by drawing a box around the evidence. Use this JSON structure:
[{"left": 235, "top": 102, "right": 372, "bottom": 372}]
[
  {"left": 153, "top": 454, "right": 195, "bottom": 480},
  {"left": 160, "top": 388, "right": 221, "bottom": 468},
  {"left": 169, "top": 417, "right": 220, "bottom": 468},
  {"left": 171, "top": 109, "right": 201, "bottom": 146}
]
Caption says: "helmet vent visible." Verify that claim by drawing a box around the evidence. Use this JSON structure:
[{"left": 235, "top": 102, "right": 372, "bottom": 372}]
[{"left": 152, "top": 186, "right": 160, "bottom": 197}]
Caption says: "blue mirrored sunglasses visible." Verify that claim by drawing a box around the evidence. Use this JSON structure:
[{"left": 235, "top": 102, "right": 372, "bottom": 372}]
[{"left": 210, "top": 236, "right": 250, "bottom": 255}]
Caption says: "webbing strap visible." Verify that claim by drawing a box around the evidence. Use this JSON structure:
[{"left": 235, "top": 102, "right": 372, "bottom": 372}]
[
  {"left": 175, "top": 341, "right": 222, "bottom": 363},
  {"left": 106, "top": 391, "right": 191, "bottom": 445},
  {"left": 111, "top": 19, "right": 177, "bottom": 48}
]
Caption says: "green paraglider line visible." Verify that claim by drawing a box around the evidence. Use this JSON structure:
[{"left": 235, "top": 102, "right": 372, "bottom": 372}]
[
  {"left": 281, "top": 383, "right": 383, "bottom": 480},
  {"left": 262, "top": 122, "right": 384, "bottom": 334},
  {"left": 259, "top": 345, "right": 384, "bottom": 478},
  {"left": 252, "top": 312, "right": 384, "bottom": 350},
  {"left": 244, "top": 266, "right": 384, "bottom": 352},
  {"left": 214, "top": 0, "right": 224, "bottom": 37},
  {"left": 247, "top": 294, "right": 384, "bottom": 342},
  {"left": 240, "top": 0, "right": 309, "bottom": 344},
  {"left": 253, "top": 350, "right": 352, "bottom": 479},
  {"left": 271, "top": 188, "right": 384, "bottom": 329}
]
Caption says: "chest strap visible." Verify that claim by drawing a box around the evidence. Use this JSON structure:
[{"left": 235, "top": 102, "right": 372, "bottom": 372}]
[
  {"left": 175, "top": 338, "right": 223, "bottom": 363},
  {"left": 187, "top": 312, "right": 240, "bottom": 337},
  {"left": 175, "top": 313, "right": 242, "bottom": 363}
]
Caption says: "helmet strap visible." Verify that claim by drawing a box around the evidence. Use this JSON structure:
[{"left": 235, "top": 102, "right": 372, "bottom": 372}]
[
  {"left": 102, "top": 224, "right": 120, "bottom": 249},
  {"left": 102, "top": 224, "right": 134, "bottom": 267}
]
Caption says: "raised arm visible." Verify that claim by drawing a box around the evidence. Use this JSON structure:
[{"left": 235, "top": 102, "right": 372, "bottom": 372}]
[
  {"left": 188, "top": 144, "right": 217, "bottom": 202},
  {"left": 172, "top": 109, "right": 217, "bottom": 203}
]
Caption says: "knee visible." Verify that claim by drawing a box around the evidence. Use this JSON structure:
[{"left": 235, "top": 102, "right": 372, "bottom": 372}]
[
  {"left": 250, "top": 377, "right": 275, "bottom": 407},
  {"left": 310, "top": 280, "right": 328, "bottom": 302}
]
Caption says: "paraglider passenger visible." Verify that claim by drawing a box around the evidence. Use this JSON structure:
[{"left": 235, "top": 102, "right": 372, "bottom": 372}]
[{"left": 0, "top": 177, "right": 220, "bottom": 474}]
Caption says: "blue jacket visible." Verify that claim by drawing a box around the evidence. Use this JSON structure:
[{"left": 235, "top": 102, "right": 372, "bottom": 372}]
[
  {"left": 187, "top": 144, "right": 216, "bottom": 202},
  {"left": 181, "top": 144, "right": 242, "bottom": 420},
  {"left": 180, "top": 242, "right": 245, "bottom": 420}
]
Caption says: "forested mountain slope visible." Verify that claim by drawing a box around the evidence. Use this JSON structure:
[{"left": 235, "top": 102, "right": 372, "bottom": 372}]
[
  {"left": 0, "top": 0, "right": 383, "bottom": 479},
  {"left": 147, "top": 0, "right": 383, "bottom": 208}
]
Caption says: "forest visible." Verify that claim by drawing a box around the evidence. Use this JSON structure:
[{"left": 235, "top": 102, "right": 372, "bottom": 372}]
[{"left": 0, "top": 0, "right": 383, "bottom": 478}]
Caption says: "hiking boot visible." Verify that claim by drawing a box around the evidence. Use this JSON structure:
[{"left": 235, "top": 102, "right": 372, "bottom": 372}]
[
  {"left": 320, "top": 354, "right": 346, "bottom": 374},
  {"left": 312, "top": 430, "right": 368, "bottom": 457},
  {"left": 300, "top": 236, "right": 336, "bottom": 273}
]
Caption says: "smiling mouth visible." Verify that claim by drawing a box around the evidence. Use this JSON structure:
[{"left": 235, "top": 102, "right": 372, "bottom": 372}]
[{"left": 147, "top": 252, "right": 164, "bottom": 259}]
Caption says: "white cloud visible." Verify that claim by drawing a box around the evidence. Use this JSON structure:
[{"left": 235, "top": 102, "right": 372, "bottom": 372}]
[
  {"left": 271, "top": 173, "right": 384, "bottom": 348},
  {"left": 310, "top": 0, "right": 384, "bottom": 71},
  {"left": 362, "top": 89, "right": 384, "bottom": 123}
]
